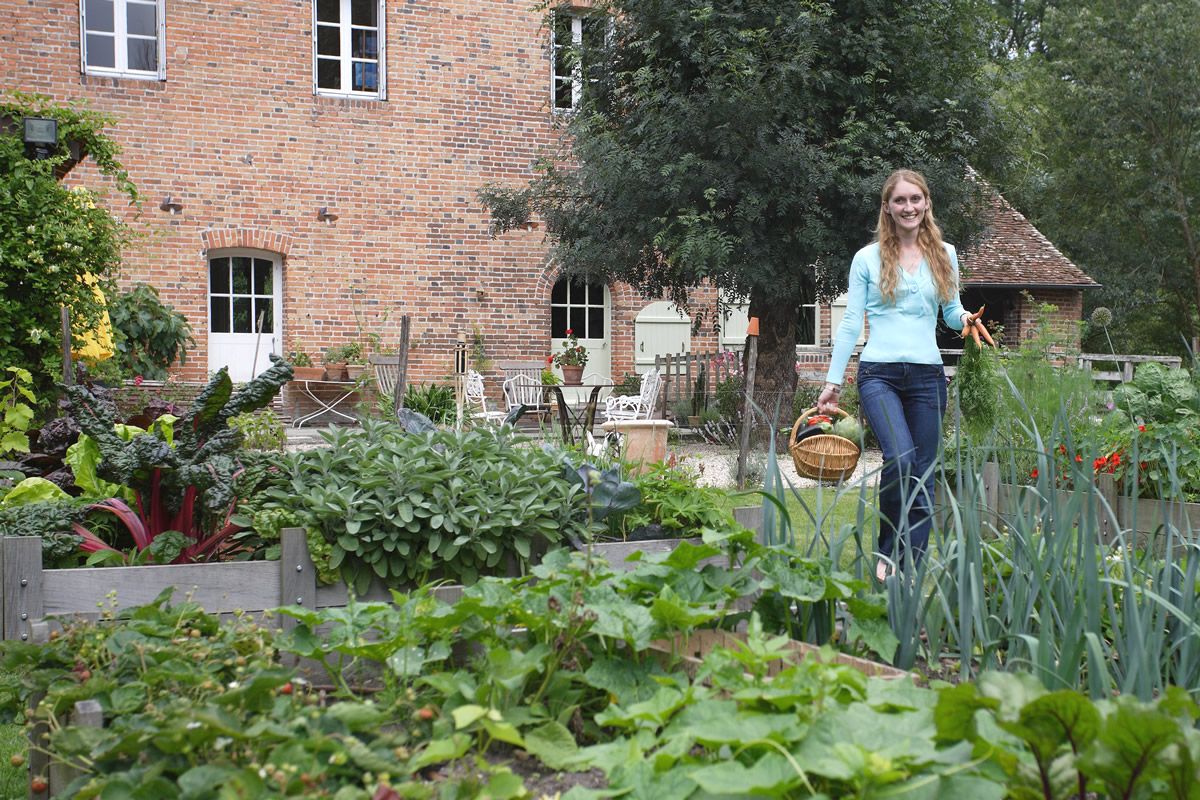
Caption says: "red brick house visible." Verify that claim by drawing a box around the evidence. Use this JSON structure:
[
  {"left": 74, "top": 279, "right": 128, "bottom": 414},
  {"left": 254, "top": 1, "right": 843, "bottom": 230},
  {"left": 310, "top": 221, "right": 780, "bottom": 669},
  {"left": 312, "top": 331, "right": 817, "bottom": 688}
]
[{"left": 1, "top": 1, "right": 1095, "bottom": 401}]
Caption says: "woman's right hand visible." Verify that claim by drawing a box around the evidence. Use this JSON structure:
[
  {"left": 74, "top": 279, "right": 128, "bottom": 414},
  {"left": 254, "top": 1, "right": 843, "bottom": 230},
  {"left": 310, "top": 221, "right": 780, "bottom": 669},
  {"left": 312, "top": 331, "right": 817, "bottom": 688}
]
[{"left": 817, "top": 384, "right": 840, "bottom": 414}]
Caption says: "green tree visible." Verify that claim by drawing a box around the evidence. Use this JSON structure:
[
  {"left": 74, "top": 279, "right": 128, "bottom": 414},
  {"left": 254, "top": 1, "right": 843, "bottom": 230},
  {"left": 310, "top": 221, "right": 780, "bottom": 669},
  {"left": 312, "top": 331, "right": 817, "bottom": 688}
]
[
  {"left": 994, "top": 1, "right": 1200, "bottom": 356},
  {"left": 0, "top": 92, "right": 137, "bottom": 403},
  {"left": 483, "top": 0, "right": 1004, "bottom": 405}
]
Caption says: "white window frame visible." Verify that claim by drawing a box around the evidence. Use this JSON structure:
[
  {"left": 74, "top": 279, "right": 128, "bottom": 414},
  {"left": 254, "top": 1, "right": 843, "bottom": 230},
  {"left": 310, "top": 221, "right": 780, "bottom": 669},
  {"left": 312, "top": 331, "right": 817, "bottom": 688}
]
[
  {"left": 79, "top": 0, "right": 166, "bottom": 80},
  {"left": 551, "top": 9, "right": 607, "bottom": 112},
  {"left": 312, "top": 0, "right": 387, "bottom": 100}
]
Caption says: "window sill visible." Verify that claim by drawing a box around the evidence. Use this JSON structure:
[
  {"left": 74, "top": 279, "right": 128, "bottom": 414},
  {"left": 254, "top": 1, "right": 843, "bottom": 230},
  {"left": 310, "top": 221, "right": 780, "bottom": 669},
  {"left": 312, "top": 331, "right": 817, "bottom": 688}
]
[
  {"left": 313, "top": 91, "right": 386, "bottom": 103},
  {"left": 81, "top": 69, "right": 164, "bottom": 83}
]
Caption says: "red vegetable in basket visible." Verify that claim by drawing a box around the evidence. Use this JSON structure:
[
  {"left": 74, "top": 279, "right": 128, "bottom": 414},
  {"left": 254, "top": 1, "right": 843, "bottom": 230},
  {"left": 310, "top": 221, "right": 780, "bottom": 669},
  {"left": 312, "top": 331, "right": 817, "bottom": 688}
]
[{"left": 794, "top": 414, "right": 834, "bottom": 444}]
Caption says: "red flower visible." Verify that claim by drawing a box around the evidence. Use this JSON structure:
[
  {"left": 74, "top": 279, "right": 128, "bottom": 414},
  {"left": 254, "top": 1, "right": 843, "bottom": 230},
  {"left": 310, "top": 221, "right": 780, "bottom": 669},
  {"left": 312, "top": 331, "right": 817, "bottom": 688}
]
[
  {"left": 134, "top": 375, "right": 144, "bottom": 386},
  {"left": 1058, "top": 444, "right": 1067, "bottom": 455},
  {"left": 1109, "top": 452, "right": 1121, "bottom": 466},
  {"left": 565, "top": 328, "right": 573, "bottom": 336},
  {"left": 1075, "top": 454, "right": 1083, "bottom": 463},
  {"left": 545, "top": 355, "right": 553, "bottom": 365},
  {"left": 1093, "top": 457, "right": 1107, "bottom": 472},
  {"left": 1030, "top": 468, "right": 1039, "bottom": 479},
  {"left": 1138, "top": 424, "right": 1146, "bottom": 432},
  {"left": 1140, "top": 461, "right": 1148, "bottom": 471}
]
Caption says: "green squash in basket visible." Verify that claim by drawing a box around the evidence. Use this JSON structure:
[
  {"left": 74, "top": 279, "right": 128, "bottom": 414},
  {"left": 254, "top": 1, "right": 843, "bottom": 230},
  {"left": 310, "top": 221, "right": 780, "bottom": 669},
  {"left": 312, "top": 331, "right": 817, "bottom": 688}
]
[{"left": 831, "top": 416, "right": 864, "bottom": 447}]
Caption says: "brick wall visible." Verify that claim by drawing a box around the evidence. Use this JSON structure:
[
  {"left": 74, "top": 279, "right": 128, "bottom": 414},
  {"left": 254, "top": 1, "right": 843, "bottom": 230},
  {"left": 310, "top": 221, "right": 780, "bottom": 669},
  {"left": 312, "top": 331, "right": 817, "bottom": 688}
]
[
  {"left": 1, "top": 0, "right": 714, "bottom": 400},
  {"left": 1009, "top": 289, "right": 1084, "bottom": 351}
]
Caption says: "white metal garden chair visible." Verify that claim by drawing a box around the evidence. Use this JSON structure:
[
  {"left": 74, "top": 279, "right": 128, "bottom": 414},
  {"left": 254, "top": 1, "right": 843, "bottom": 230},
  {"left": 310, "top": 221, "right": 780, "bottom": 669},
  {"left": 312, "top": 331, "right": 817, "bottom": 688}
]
[
  {"left": 503, "top": 373, "right": 550, "bottom": 418},
  {"left": 464, "top": 370, "right": 508, "bottom": 425},
  {"left": 603, "top": 368, "right": 662, "bottom": 422}
]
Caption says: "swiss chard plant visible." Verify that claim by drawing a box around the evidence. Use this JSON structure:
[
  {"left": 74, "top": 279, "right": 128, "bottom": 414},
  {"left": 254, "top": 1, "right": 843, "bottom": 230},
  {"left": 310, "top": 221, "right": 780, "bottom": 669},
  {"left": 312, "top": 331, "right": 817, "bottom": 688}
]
[{"left": 62, "top": 356, "right": 293, "bottom": 563}]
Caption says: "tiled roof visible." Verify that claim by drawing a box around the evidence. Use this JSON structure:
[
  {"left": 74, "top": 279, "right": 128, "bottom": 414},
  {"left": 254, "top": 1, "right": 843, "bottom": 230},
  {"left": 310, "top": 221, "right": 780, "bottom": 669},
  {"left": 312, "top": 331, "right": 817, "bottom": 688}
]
[{"left": 959, "top": 189, "right": 1100, "bottom": 288}]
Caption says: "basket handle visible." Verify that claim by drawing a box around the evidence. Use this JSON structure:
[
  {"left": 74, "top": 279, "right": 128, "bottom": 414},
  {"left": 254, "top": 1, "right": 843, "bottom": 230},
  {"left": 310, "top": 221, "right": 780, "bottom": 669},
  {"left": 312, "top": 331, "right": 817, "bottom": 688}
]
[{"left": 790, "top": 406, "right": 850, "bottom": 443}]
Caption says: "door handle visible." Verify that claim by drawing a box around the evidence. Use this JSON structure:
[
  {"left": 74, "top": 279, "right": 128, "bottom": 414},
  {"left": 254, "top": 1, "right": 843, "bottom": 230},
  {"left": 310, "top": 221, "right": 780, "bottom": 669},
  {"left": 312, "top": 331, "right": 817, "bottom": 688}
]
[{"left": 639, "top": 341, "right": 644, "bottom": 352}]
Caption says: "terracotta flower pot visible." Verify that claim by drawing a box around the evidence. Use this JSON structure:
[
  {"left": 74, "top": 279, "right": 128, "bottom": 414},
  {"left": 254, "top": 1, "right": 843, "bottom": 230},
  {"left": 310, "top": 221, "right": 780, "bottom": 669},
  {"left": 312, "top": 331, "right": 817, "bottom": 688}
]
[
  {"left": 345, "top": 364, "right": 368, "bottom": 380},
  {"left": 561, "top": 365, "right": 584, "bottom": 385},
  {"left": 324, "top": 362, "right": 347, "bottom": 381},
  {"left": 292, "top": 366, "right": 326, "bottom": 381}
]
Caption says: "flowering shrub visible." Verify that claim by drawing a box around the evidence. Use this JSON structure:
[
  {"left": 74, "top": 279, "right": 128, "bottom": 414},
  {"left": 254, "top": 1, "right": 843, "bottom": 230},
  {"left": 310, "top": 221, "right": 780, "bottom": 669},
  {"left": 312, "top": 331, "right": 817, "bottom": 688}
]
[{"left": 551, "top": 328, "right": 588, "bottom": 368}]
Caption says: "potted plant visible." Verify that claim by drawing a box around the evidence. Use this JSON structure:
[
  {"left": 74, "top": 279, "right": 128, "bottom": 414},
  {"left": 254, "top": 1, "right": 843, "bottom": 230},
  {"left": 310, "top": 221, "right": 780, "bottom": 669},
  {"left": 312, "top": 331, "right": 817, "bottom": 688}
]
[
  {"left": 551, "top": 328, "right": 588, "bottom": 385},
  {"left": 288, "top": 349, "right": 325, "bottom": 381},
  {"left": 322, "top": 345, "right": 348, "bottom": 381},
  {"left": 342, "top": 342, "right": 368, "bottom": 380}
]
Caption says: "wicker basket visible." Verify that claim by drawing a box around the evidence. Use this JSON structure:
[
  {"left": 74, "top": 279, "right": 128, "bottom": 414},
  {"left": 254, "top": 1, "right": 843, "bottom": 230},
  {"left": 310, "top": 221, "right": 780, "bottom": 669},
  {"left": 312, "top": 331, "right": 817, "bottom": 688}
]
[{"left": 788, "top": 407, "right": 861, "bottom": 483}]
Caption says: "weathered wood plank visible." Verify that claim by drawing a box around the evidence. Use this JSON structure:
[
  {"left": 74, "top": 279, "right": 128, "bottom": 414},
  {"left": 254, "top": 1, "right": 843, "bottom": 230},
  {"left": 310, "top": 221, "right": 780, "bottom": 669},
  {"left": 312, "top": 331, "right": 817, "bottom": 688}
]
[
  {"left": 2, "top": 537, "right": 43, "bottom": 642},
  {"left": 279, "top": 528, "right": 316, "bottom": 632},
  {"left": 41, "top": 561, "right": 281, "bottom": 618}
]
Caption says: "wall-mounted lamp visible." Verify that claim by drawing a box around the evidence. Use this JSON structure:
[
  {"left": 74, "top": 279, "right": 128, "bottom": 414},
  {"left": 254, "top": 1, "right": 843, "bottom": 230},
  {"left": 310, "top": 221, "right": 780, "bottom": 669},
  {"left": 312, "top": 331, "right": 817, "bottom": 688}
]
[
  {"left": 159, "top": 195, "right": 183, "bottom": 214},
  {"left": 23, "top": 117, "right": 58, "bottom": 161},
  {"left": 317, "top": 206, "right": 339, "bottom": 224}
]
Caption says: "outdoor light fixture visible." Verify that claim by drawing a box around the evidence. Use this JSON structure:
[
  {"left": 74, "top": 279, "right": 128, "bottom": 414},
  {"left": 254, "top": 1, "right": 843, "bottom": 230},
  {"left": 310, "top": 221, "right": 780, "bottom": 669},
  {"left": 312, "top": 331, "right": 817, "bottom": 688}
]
[
  {"left": 317, "top": 206, "right": 339, "bottom": 224},
  {"left": 23, "top": 117, "right": 58, "bottom": 160},
  {"left": 159, "top": 195, "right": 183, "bottom": 214}
]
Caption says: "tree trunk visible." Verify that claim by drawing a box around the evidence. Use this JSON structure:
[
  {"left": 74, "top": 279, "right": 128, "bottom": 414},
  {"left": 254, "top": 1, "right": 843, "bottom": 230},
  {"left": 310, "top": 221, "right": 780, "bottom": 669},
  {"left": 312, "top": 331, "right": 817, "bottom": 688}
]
[{"left": 746, "top": 290, "right": 799, "bottom": 432}]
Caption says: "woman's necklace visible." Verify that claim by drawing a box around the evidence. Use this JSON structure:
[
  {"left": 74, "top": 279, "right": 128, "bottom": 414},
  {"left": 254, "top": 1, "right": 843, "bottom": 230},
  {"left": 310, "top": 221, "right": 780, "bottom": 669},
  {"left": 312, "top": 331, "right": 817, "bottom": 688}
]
[{"left": 898, "top": 248, "right": 922, "bottom": 274}]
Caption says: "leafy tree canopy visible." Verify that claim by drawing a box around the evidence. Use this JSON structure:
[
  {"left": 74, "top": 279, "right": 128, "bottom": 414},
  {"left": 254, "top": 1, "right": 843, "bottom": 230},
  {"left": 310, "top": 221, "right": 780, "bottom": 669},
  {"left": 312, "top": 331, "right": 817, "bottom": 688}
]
[
  {"left": 994, "top": 0, "right": 1200, "bottom": 356},
  {"left": 0, "top": 92, "right": 137, "bottom": 405},
  {"left": 483, "top": 0, "right": 1005, "bottom": 398}
]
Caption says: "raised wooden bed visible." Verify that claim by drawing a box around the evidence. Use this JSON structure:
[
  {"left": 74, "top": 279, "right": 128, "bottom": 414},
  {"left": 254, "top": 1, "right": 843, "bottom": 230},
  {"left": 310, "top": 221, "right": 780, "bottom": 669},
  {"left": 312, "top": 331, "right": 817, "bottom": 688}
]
[{"left": 650, "top": 628, "right": 909, "bottom": 680}]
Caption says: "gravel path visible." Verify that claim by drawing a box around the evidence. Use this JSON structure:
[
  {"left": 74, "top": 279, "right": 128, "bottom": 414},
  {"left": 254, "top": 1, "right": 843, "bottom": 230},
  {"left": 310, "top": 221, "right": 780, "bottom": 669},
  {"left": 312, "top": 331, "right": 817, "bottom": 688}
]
[{"left": 673, "top": 441, "right": 883, "bottom": 490}]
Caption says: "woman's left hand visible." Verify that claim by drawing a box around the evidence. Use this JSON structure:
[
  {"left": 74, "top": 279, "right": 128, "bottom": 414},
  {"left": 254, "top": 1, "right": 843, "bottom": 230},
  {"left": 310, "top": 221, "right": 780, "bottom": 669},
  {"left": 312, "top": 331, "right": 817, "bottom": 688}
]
[{"left": 961, "top": 305, "right": 996, "bottom": 348}]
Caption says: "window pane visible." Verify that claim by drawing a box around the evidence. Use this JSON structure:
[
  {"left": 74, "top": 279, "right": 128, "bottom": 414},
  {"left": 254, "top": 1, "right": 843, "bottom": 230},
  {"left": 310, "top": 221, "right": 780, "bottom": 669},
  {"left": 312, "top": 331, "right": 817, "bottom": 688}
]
[
  {"left": 551, "top": 306, "right": 567, "bottom": 338},
  {"left": 587, "top": 283, "right": 603, "bottom": 304},
  {"left": 351, "top": 0, "right": 376, "bottom": 26},
  {"left": 127, "top": 37, "right": 157, "bottom": 72},
  {"left": 208, "top": 259, "right": 230, "bottom": 294},
  {"left": 551, "top": 279, "right": 568, "bottom": 303},
  {"left": 554, "top": 79, "right": 573, "bottom": 109},
  {"left": 588, "top": 308, "right": 604, "bottom": 338},
  {"left": 352, "top": 29, "right": 377, "bottom": 58},
  {"left": 85, "top": 34, "right": 115, "bottom": 68},
  {"left": 569, "top": 307, "right": 586, "bottom": 333},
  {"left": 231, "top": 257, "right": 252, "bottom": 293},
  {"left": 85, "top": 0, "right": 114, "bottom": 33},
  {"left": 352, "top": 61, "right": 377, "bottom": 92},
  {"left": 232, "top": 297, "right": 252, "bottom": 333},
  {"left": 253, "top": 261, "right": 272, "bottom": 295},
  {"left": 796, "top": 305, "right": 815, "bottom": 345},
  {"left": 254, "top": 299, "right": 274, "bottom": 333},
  {"left": 126, "top": 2, "right": 156, "bottom": 35},
  {"left": 316, "top": 0, "right": 339, "bottom": 23},
  {"left": 210, "top": 296, "right": 230, "bottom": 333},
  {"left": 317, "top": 25, "right": 340, "bottom": 56},
  {"left": 317, "top": 58, "right": 341, "bottom": 89}
]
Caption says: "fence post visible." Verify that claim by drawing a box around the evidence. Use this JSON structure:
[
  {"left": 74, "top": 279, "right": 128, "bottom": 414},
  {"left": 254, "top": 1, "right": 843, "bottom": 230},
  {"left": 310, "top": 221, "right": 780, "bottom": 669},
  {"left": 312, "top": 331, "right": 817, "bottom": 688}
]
[
  {"left": 47, "top": 700, "right": 102, "bottom": 795},
  {"left": 280, "top": 528, "right": 316, "bottom": 631},
  {"left": 1096, "top": 473, "right": 1118, "bottom": 544},
  {"left": 2, "top": 537, "right": 43, "bottom": 642},
  {"left": 981, "top": 461, "right": 1000, "bottom": 534},
  {"left": 736, "top": 319, "right": 760, "bottom": 489}
]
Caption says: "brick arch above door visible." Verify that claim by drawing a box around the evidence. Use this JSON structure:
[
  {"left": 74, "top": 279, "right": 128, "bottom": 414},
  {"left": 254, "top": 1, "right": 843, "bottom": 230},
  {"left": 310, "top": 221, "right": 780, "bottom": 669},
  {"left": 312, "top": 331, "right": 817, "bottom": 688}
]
[{"left": 200, "top": 228, "right": 295, "bottom": 257}]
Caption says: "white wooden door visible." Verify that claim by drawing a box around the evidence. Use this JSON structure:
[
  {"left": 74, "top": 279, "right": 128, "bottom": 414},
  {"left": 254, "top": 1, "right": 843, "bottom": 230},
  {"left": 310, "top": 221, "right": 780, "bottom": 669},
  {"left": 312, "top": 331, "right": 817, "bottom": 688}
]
[
  {"left": 207, "top": 252, "right": 282, "bottom": 382},
  {"left": 550, "top": 278, "right": 611, "bottom": 388},
  {"left": 635, "top": 301, "right": 690, "bottom": 374}
]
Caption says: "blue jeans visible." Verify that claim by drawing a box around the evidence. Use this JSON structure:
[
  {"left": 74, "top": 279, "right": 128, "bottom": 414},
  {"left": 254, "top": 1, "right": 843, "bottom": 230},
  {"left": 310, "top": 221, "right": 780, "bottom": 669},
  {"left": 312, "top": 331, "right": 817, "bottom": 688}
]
[{"left": 856, "top": 361, "right": 947, "bottom": 568}]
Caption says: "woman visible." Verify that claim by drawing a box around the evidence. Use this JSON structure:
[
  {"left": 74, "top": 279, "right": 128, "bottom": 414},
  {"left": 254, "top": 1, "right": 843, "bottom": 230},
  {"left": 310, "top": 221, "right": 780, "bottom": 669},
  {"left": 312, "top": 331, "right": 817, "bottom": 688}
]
[{"left": 817, "top": 169, "right": 991, "bottom": 581}]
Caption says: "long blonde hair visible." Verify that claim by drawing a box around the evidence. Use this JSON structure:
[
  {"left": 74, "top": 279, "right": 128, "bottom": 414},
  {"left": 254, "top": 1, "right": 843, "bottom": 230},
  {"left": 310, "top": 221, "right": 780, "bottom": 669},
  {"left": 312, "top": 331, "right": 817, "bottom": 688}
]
[{"left": 875, "top": 169, "right": 956, "bottom": 305}]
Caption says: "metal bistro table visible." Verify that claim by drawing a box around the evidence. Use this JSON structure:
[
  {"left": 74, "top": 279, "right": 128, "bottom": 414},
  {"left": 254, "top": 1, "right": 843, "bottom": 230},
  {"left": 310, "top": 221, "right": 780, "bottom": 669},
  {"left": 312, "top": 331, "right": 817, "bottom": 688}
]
[
  {"left": 290, "top": 379, "right": 360, "bottom": 428},
  {"left": 540, "top": 383, "right": 612, "bottom": 445}
]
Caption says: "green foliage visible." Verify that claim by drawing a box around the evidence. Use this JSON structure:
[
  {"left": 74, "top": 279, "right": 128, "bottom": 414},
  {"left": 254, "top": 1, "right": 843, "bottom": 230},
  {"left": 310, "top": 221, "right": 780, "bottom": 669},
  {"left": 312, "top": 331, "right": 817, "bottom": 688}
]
[
  {"left": 0, "top": 498, "right": 87, "bottom": 567},
  {"left": 482, "top": 0, "right": 1004, "bottom": 393},
  {"left": 402, "top": 383, "right": 455, "bottom": 426},
  {"left": 955, "top": 336, "right": 1002, "bottom": 437},
  {"left": 107, "top": 283, "right": 195, "bottom": 380},
  {"left": 286, "top": 349, "right": 313, "bottom": 367},
  {"left": 994, "top": 0, "right": 1200, "bottom": 356},
  {"left": 715, "top": 375, "right": 744, "bottom": 422},
  {"left": 615, "top": 462, "right": 734, "bottom": 540},
  {"left": 0, "top": 92, "right": 137, "bottom": 402},
  {"left": 0, "top": 366, "right": 36, "bottom": 456},
  {"left": 228, "top": 408, "right": 286, "bottom": 451},
  {"left": 64, "top": 356, "right": 293, "bottom": 562},
  {"left": 241, "top": 421, "right": 590, "bottom": 591}
]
